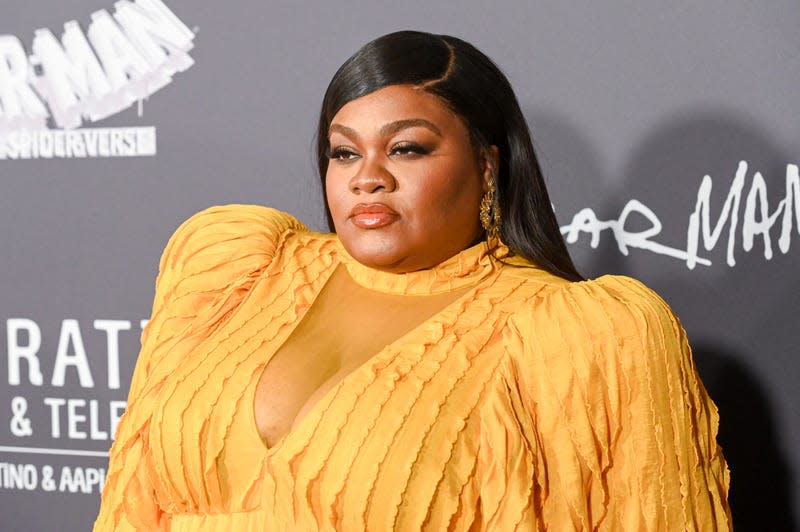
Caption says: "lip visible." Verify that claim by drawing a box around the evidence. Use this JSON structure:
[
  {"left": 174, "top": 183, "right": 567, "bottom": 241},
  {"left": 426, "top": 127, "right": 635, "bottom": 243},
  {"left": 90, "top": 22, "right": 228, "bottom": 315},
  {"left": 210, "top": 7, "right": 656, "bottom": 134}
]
[{"left": 349, "top": 203, "right": 399, "bottom": 229}]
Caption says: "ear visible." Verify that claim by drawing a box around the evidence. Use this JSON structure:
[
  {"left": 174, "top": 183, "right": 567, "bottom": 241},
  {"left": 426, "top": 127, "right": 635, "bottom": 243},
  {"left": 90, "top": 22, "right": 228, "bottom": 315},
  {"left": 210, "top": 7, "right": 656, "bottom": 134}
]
[{"left": 479, "top": 145, "right": 500, "bottom": 191}]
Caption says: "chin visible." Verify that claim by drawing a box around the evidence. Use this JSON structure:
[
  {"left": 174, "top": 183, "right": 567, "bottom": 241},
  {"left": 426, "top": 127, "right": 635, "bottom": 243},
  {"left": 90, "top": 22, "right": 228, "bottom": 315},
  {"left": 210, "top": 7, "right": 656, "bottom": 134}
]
[
  {"left": 336, "top": 230, "right": 406, "bottom": 269},
  {"left": 348, "top": 245, "right": 407, "bottom": 271}
]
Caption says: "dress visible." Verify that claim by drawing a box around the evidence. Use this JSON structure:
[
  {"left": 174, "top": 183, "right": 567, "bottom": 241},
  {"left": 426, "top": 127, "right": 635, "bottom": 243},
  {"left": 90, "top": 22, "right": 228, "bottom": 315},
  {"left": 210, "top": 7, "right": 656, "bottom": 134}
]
[{"left": 93, "top": 204, "right": 731, "bottom": 531}]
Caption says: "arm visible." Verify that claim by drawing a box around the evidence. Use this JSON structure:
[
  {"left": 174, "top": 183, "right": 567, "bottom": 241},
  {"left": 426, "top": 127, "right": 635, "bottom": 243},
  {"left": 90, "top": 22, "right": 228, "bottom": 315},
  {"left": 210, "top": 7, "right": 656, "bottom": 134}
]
[
  {"left": 93, "top": 205, "right": 305, "bottom": 531},
  {"left": 510, "top": 277, "right": 731, "bottom": 530}
]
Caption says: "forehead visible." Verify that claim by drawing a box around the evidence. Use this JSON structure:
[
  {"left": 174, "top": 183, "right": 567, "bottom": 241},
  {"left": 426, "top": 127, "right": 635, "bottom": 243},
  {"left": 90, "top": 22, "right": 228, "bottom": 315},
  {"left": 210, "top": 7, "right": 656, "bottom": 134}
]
[{"left": 329, "top": 85, "right": 465, "bottom": 135}]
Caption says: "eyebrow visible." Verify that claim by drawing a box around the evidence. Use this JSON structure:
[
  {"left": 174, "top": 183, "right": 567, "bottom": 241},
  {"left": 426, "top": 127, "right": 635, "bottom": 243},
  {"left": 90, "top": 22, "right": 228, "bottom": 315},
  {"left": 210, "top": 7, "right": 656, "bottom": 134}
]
[{"left": 328, "top": 118, "right": 443, "bottom": 139}]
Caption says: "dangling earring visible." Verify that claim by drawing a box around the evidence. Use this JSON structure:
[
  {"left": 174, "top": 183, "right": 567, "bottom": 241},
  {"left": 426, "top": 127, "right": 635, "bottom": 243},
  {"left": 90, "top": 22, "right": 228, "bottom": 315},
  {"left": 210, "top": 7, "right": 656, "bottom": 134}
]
[{"left": 479, "top": 173, "right": 501, "bottom": 241}]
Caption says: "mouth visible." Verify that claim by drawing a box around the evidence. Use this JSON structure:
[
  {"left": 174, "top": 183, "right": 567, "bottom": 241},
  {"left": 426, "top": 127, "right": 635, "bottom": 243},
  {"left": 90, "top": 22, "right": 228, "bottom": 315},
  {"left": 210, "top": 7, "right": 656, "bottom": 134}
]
[{"left": 349, "top": 203, "right": 399, "bottom": 229}]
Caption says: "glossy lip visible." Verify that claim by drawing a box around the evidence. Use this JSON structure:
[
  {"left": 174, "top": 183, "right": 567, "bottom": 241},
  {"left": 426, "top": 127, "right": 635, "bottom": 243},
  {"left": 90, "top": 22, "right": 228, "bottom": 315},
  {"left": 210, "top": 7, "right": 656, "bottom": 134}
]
[{"left": 349, "top": 203, "right": 399, "bottom": 229}]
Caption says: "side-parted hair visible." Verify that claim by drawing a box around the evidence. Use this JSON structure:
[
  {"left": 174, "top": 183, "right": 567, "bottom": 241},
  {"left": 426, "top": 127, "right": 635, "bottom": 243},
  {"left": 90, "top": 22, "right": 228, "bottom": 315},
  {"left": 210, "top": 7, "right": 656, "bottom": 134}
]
[{"left": 316, "top": 30, "right": 584, "bottom": 282}]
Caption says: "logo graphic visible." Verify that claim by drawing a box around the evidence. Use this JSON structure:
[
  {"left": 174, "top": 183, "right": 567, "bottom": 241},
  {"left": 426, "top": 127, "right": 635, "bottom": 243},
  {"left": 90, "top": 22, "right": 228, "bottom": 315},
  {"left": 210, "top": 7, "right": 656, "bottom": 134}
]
[
  {"left": 0, "top": 0, "right": 196, "bottom": 159},
  {"left": 560, "top": 161, "right": 800, "bottom": 269}
]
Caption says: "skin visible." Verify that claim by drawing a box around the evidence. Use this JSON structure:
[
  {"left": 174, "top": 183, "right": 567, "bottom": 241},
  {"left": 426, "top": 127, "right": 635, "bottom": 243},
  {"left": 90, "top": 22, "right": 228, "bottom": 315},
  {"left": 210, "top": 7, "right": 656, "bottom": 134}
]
[{"left": 325, "top": 84, "right": 498, "bottom": 273}]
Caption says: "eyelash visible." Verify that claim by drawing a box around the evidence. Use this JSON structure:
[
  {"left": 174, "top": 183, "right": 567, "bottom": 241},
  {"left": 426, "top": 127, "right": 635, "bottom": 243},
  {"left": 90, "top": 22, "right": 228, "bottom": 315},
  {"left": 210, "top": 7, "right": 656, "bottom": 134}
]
[
  {"left": 327, "top": 147, "right": 358, "bottom": 161},
  {"left": 390, "top": 142, "right": 428, "bottom": 156},
  {"left": 326, "top": 142, "right": 429, "bottom": 161}
]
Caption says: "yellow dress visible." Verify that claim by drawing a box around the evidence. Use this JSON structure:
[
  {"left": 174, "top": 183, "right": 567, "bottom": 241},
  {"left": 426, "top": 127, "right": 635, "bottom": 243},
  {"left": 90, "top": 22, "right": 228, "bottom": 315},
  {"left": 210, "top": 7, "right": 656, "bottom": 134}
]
[{"left": 93, "top": 205, "right": 730, "bottom": 531}]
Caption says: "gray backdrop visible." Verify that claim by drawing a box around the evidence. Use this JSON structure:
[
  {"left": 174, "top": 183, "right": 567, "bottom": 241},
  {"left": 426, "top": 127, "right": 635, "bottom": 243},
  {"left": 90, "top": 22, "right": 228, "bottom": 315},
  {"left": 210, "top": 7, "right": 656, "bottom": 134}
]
[{"left": 1, "top": 1, "right": 797, "bottom": 530}]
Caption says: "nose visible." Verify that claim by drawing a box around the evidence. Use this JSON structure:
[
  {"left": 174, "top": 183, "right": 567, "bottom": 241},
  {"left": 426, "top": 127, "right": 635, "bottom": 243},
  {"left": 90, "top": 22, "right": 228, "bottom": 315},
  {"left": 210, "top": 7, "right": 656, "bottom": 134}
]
[{"left": 349, "top": 158, "right": 396, "bottom": 194}]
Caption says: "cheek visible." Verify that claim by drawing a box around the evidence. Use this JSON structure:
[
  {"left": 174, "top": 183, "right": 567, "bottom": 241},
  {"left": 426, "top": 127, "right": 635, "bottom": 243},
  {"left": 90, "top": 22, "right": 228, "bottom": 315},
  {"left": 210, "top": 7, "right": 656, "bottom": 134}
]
[
  {"left": 412, "top": 164, "right": 482, "bottom": 217},
  {"left": 325, "top": 172, "right": 346, "bottom": 217}
]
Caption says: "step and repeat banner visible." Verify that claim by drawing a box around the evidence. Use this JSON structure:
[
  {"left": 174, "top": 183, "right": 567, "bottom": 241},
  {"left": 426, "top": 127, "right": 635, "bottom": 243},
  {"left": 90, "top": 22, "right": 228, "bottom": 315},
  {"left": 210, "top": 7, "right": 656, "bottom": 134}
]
[{"left": 1, "top": 1, "right": 798, "bottom": 530}]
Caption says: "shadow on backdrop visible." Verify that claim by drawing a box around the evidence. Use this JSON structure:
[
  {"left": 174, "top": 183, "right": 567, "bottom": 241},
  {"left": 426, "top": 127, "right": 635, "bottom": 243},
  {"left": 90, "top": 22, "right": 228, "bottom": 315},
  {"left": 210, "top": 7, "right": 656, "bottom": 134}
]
[
  {"left": 527, "top": 108, "right": 630, "bottom": 278},
  {"left": 694, "top": 342, "right": 796, "bottom": 532}
]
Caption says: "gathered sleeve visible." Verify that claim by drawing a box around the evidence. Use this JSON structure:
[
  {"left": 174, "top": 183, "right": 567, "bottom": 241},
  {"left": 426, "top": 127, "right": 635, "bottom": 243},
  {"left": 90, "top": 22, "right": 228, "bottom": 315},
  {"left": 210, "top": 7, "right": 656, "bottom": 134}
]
[
  {"left": 505, "top": 275, "right": 731, "bottom": 531},
  {"left": 93, "top": 205, "right": 305, "bottom": 531}
]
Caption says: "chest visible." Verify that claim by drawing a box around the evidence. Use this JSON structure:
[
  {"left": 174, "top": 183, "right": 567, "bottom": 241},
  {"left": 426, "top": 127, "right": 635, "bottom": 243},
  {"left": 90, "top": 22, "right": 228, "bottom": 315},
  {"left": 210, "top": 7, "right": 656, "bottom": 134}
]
[
  {"left": 253, "top": 266, "right": 470, "bottom": 447},
  {"left": 145, "top": 262, "right": 518, "bottom": 514}
]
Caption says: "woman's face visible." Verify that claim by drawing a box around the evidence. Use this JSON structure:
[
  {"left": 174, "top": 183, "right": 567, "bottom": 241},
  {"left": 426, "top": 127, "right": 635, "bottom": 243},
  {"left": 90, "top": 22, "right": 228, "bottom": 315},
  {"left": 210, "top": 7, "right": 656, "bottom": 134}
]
[{"left": 325, "top": 84, "right": 494, "bottom": 273}]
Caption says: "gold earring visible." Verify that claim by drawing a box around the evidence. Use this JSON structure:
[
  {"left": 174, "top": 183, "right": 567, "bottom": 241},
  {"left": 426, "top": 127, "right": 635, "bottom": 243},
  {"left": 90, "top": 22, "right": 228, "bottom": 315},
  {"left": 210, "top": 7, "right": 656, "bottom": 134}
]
[{"left": 479, "top": 175, "right": 501, "bottom": 240}]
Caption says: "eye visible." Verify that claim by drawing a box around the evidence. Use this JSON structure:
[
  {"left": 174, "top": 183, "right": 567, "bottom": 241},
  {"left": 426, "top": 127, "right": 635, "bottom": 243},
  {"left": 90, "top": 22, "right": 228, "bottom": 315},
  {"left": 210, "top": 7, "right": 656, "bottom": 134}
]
[
  {"left": 327, "top": 146, "right": 360, "bottom": 162},
  {"left": 389, "top": 142, "right": 429, "bottom": 157}
]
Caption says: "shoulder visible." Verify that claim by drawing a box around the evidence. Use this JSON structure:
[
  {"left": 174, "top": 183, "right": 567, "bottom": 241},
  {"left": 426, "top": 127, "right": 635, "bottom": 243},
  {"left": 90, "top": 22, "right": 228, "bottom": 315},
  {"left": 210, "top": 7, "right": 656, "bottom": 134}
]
[
  {"left": 511, "top": 269, "right": 678, "bottom": 337},
  {"left": 136, "top": 205, "right": 308, "bottom": 379},
  {"left": 149, "top": 204, "right": 310, "bottom": 325},
  {"left": 495, "top": 261, "right": 665, "bottom": 324},
  {"left": 505, "top": 273, "right": 693, "bottom": 434},
  {"left": 160, "top": 204, "right": 307, "bottom": 273},
  {"left": 506, "top": 272, "right": 684, "bottom": 374}
]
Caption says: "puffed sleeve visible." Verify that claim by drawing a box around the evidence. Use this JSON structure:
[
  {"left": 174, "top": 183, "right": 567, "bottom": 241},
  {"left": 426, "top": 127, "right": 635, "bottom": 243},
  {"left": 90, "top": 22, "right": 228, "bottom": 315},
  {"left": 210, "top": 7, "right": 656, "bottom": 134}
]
[
  {"left": 93, "top": 205, "right": 305, "bottom": 531},
  {"left": 505, "top": 275, "right": 731, "bottom": 530}
]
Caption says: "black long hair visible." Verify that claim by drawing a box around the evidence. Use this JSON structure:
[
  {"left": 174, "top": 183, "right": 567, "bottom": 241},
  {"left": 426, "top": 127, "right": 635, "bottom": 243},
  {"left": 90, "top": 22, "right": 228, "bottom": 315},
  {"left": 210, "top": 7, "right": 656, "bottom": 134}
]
[{"left": 316, "top": 30, "right": 583, "bottom": 282}]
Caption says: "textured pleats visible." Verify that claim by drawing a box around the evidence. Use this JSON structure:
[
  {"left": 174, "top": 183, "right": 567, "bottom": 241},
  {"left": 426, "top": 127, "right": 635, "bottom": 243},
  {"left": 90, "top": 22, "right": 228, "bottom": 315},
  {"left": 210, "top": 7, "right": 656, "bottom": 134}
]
[{"left": 93, "top": 205, "right": 730, "bottom": 531}]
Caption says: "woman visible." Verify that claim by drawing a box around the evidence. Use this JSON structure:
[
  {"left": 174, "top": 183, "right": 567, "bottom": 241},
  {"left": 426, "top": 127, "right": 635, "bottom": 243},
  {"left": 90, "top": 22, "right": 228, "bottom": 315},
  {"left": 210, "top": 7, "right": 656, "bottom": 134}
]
[{"left": 94, "top": 31, "right": 730, "bottom": 530}]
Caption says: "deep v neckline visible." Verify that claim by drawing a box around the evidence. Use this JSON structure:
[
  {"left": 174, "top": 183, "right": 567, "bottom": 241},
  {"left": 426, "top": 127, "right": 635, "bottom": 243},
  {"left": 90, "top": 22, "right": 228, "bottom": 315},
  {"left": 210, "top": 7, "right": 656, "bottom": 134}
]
[{"left": 249, "top": 238, "right": 503, "bottom": 457}]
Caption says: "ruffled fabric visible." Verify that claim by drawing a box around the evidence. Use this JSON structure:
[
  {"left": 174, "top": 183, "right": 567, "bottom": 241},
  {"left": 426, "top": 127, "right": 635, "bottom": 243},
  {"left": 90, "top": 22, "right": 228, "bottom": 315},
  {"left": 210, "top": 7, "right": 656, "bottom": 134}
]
[
  {"left": 94, "top": 205, "right": 730, "bottom": 531},
  {"left": 336, "top": 238, "right": 503, "bottom": 295}
]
